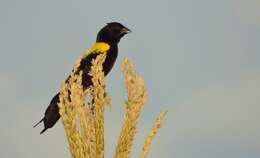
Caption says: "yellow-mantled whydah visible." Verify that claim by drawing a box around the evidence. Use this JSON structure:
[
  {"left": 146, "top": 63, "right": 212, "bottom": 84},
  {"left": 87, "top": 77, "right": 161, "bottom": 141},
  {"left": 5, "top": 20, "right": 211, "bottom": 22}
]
[{"left": 34, "top": 22, "right": 131, "bottom": 134}]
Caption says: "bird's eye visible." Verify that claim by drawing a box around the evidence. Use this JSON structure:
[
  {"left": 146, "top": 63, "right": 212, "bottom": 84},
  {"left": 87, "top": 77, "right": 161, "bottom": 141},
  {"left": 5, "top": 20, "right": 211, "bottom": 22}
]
[
  {"left": 112, "top": 28, "right": 121, "bottom": 34},
  {"left": 116, "top": 27, "right": 122, "bottom": 32}
]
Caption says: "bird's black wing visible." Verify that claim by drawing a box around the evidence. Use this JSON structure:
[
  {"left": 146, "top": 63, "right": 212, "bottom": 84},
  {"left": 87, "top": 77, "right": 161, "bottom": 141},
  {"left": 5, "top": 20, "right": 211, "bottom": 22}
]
[{"left": 67, "top": 52, "right": 101, "bottom": 90}]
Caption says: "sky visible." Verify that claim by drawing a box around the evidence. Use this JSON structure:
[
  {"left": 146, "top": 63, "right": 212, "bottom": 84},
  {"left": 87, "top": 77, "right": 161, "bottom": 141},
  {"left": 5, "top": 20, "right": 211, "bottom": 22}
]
[{"left": 1, "top": 0, "right": 260, "bottom": 157}]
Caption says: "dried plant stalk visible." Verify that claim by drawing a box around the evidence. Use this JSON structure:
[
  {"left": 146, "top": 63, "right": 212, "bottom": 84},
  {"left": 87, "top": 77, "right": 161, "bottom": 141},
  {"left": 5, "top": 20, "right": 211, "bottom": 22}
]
[
  {"left": 89, "top": 54, "right": 107, "bottom": 158},
  {"left": 58, "top": 53, "right": 107, "bottom": 158},
  {"left": 80, "top": 90, "right": 95, "bottom": 158},
  {"left": 114, "top": 58, "right": 147, "bottom": 158},
  {"left": 57, "top": 52, "right": 167, "bottom": 158},
  {"left": 59, "top": 73, "right": 85, "bottom": 158},
  {"left": 138, "top": 111, "right": 167, "bottom": 158}
]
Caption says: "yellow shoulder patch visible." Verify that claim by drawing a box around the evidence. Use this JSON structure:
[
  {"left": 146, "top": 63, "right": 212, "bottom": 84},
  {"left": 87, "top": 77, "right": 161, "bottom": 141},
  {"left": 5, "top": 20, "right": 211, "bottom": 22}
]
[{"left": 84, "top": 42, "right": 110, "bottom": 57}]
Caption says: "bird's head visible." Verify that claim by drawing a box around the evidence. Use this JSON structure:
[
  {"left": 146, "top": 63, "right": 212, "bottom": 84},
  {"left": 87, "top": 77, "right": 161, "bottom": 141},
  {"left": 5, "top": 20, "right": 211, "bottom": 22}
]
[{"left": 96, "top": 22, "right": 131, "bottom": 44}]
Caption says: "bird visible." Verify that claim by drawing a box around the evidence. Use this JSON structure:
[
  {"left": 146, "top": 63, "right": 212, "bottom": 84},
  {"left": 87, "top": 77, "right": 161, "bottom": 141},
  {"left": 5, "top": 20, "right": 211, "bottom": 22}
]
[{"left": 34, "top": 22, "right": 131, "bottom": 134}]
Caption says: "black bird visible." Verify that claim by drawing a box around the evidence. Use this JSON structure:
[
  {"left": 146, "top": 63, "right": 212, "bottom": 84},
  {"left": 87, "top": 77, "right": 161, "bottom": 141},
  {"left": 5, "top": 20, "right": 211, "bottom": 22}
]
[{"left": 34, "top": 22, "right": 131, "bottom": 134}]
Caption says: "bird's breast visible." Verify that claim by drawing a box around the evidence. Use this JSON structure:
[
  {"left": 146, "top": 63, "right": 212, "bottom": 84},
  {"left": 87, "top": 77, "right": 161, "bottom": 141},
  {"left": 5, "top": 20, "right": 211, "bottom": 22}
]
[{"left": 103, "top": 45, "right": 118, "bottom": 76}]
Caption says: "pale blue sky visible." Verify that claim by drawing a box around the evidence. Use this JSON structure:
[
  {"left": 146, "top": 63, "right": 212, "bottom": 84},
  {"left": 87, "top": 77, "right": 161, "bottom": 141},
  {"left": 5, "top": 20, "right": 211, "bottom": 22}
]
[{"left": 1, "top": 0, "right": 260, "bottom": 158}]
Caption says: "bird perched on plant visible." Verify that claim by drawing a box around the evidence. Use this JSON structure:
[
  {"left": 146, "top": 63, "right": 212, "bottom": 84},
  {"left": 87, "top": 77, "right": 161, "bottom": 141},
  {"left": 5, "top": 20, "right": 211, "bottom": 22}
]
[{"left": 34, "top": 22, "right": 131, "bottom": 134}]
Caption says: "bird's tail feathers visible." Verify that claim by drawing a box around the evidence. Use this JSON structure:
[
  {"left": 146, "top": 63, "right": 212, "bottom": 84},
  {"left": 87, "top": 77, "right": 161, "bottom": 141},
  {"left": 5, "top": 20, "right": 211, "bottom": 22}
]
[
  {"left": 40, "top": 128, "right": 47, "bottom": 134},
  {"left": 33, "top": 118, "right": 44, "bottom": 128}
]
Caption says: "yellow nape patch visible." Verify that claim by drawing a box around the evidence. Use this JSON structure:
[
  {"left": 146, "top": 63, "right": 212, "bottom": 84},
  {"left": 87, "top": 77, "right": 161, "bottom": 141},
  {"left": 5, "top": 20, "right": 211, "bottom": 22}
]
[{"left": 84, "top": 42, "right": 110, "bottom": 56}]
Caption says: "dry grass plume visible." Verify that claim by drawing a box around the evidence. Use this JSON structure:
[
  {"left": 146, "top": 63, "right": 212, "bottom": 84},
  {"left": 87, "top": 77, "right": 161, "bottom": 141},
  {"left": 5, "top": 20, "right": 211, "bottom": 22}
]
[{"left": 57, "top": 54, "right": 167, "bottom": 158}]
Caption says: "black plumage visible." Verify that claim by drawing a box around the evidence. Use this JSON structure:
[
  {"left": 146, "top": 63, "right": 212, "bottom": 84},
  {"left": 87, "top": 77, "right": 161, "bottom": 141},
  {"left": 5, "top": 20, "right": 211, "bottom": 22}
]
[{"left": 34, "top": 22, "right": 131, "bottom": 134}]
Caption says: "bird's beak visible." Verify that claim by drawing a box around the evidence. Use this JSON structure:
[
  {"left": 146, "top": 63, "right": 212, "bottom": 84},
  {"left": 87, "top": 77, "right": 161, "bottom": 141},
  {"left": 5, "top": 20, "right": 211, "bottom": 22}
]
[{"left": 121, "top": 27, "right": 132, "bottom": 34}]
